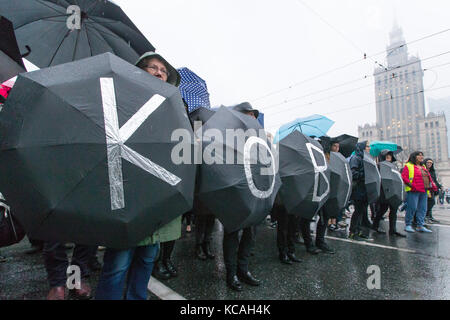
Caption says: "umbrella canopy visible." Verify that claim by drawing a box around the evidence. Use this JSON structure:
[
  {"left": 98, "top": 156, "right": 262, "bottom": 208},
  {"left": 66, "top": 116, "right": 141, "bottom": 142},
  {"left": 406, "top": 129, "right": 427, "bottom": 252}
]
[
  {"left": 273, "top": 114, "right": 334, "bottom": 144},
  {"left": 178, "top": 67, "right": 211, "bottom": 113},
  {"left": 188, "top": 107, "right": 215, "bottom": 128},
  {"left": 323, "top": 151, "right": 352, "bottom": 217},
  {"left": 195, "top": 106, "right": 281, "bottom": 233},
  {"left": 363, "top": 152, "right": 381, "bottom": 203},
  {"left": 0, "top": 17, "right": 26, "bottom": 83},
  {"left": 278, "top": 130, "right": 330, "bottom": 219},
  {"left": 0, "top": 53, "right": 195, "bottom": 248},
  {"left": 332, "top": 134, "right": 358, "bottom": 158},
  {"left": 370, "top": 141, "right": 399, "bottom": 157},
  {"left": 0, "top": 0, "right": 155, "bottom": 68},
  {"left": 379, "top": 161, "right": 404, "bottom": 208}
]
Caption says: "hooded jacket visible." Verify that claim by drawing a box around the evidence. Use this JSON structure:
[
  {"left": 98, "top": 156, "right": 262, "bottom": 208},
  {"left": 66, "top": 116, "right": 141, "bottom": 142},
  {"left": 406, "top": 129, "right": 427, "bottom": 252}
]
[
  {"left": 349, "top": 141, "right": 367, "bottom": 201},
  {"left": 424, "top": 158, "right": 442, "bottom": 193}
]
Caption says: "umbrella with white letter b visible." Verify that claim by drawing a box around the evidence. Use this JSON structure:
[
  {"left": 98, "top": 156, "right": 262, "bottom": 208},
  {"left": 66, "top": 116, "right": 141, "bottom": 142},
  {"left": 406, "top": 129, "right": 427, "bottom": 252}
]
[{"left": 0, "top": 53, "right": 196, "bottom": 248}]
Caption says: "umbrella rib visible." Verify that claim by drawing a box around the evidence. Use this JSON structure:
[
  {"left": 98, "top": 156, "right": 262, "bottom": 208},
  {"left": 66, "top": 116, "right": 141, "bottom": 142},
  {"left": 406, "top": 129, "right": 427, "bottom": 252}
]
[
  {"left": 84, "top": 19, "right": 130, "bottom": 43},
  {"left": 71, "top": 26, "right": 81, "bottom": 61},
  {"left": 35, "top": 0, "right": 67, "bottom": 15},
  {"left": 86, "top": 0, "right": 102, "bottom": 15},
  {"left": 38, "top": 154, "right": 108, "bottom": 228},
  {"left": 14, "top": 14, "right": 68, "bottom": 30},
  {"left": 84, "top": 23, "right": 94, "bottom": 57},
  {"left": 47, "top": 27, "right": 73, "bottom": 67}
]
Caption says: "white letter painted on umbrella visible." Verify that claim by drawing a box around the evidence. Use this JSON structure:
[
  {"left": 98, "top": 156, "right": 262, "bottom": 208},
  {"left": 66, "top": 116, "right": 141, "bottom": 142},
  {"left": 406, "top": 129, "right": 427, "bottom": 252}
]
[
  {"left": 66, "top": 265, "right": 81, "bottom": 290},
  {"left": 244, "top": 136, "right": 276, "bottom": 199},
  {"left": 306, "top": 143, "right": 330, "bottom": 202},
  {"left": 66, "top": 5, "right": 81, "bottom": 31},
  {"left": 100, "top": 78, "right": 181, "bottom": 210}
]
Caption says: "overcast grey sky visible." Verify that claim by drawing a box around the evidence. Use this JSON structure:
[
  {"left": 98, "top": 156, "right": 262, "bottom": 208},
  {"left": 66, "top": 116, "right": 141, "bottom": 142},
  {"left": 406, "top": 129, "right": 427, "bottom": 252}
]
[{"left": 114, "top": 0, "right": 450, "bottom": 137}]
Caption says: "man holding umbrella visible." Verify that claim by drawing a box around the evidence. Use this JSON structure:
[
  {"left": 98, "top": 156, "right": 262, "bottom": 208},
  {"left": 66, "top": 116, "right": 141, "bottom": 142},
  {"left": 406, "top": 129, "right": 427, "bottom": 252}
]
[
  {"left": 96, "top": 52, "right": 182, "bottom": 300},
  {"left": 222, "top": 102, "right": 262, "bottom": 292}
]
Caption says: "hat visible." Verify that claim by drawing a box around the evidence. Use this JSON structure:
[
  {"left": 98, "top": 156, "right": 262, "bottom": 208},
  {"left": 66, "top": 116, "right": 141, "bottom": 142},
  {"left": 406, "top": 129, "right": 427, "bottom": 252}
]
[
  {"left": 135, "top": 52, "right": 181, "bottom": 87},
  {"left": 232, "top": 102, "right": 260, "bottom": 119}
]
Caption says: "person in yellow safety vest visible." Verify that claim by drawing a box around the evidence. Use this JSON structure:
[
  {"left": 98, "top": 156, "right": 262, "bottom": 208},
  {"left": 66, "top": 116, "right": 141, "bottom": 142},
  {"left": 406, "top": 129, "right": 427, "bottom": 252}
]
[{"left": 401, "top": 151, "right": 437, "bottom": 233}]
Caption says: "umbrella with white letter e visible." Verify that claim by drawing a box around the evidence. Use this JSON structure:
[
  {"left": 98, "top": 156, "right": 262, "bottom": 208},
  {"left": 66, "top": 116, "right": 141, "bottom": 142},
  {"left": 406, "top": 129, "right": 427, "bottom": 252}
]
[{"left": 0, "top": 53, "right": 196, "bottom": 248}]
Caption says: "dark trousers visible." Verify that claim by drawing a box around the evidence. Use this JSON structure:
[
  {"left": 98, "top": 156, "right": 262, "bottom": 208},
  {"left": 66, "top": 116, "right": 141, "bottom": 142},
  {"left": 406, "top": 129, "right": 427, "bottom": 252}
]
[
  {"left": 155, "top": 240, "right": 175, "bottom": 263},
  {"left": 350, "top": 200, "right": 368, "bottom": 234},
  {"left": 373, "top": 202, "right": 398, "bottom": 233},
  {"left": 276, "top": 213, "right": 297, "bottom": 254},
  {"left": 195, "top": 215, "right": 215, "bottom": 245},
  {"left": 43, "top": 242, "right": 95, "bottom": 288},
  {"left": 223, "top": 227, "right": 255, "bottom": 278},
  {"left": 299, "top": 214, "right": 327, "bottom": 247}
]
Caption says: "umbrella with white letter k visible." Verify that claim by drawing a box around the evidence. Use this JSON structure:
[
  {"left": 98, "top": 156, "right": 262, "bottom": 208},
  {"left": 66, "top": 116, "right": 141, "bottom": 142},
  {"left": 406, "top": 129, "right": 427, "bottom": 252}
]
[{"left": 0, "top": 53, "right": 196, "bottom": 248}]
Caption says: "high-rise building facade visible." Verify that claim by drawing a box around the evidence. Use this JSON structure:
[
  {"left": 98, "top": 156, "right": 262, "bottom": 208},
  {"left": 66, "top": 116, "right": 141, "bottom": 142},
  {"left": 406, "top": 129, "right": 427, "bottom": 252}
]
[{"left": 373, "top": 22, "right": 425, "bottom": 153}]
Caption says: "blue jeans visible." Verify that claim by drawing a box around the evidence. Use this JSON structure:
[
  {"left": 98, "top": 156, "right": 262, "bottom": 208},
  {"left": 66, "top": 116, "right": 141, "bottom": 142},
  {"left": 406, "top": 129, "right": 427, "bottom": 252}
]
[
  {"left": 95, "top": 244, "right": 159, "bottom": 300},
  {"left": 405, "top": 192, "right": 428, "bottom": 228}
]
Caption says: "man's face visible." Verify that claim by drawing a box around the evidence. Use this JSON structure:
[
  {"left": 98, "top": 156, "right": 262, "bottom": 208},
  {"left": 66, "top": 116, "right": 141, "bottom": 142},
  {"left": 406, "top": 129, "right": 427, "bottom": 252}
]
[
  {"left": 426, "top": 160, "right": 433, "bottom": 169},
  {"left": 142, "top": 58, "right": 169, "bottom": 82},
  {"left": 365, "top": 144, "right": 371, "bottom": 152},
  {"left": 245, "top": 111, "right": 257, "bottom": 119},
  {"left": 386, "top": 154, "right": 393, "bottom": 162},
  {"left": 331, "top": 143, "right": 339, "bottom": 152}
]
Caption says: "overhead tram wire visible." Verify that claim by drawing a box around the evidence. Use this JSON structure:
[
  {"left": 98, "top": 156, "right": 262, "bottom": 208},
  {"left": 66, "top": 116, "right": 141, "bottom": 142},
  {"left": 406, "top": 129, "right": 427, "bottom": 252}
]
[
  {"left": 261, "top": 49, "right": 450, "bottom": 113},
  {"left": 250, "top": 27, "right": 450, "bottom": 103},
  {"left": 295, "top": 0, "right": 387, "bottom": 69},
  {"left": 264, "top": 59, "right": 450, "bottom": 120},
  {"left": 265, "top": 84, "right": 450, "bottom": 130}
]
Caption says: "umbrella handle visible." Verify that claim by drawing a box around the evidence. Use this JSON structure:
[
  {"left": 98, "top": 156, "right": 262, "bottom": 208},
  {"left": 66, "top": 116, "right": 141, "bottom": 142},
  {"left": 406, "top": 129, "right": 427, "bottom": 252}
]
[{"left": 21, "top": 46, "right": 31, "bottom": 58}]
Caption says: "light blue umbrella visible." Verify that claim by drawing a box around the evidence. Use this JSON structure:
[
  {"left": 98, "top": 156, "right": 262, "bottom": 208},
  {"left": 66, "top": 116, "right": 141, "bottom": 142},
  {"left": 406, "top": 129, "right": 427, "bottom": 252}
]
[
  {"left": 369, "top": 141, "right": 398, "bottom": 157},
  {"left": 273, "top": 114, "right": 334, "bottom": 144}
]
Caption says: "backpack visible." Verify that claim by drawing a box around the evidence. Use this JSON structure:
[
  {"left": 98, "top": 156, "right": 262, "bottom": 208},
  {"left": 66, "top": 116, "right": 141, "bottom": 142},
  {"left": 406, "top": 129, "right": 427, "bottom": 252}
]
[{"left": 0, "top": 193, "right": 25, "bottom": 248}]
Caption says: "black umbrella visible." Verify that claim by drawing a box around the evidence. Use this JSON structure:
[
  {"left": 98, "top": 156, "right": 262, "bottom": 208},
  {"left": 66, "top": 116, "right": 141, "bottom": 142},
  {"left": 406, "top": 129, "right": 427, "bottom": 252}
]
[
  {"left": 379, "top": 161, "right": 404, "bottom": 208},
  {"left": 332, "top": 134, "right": 358, "bottom": 158},
  {"left": 0, "top": 0, "right": 155, "bottom": 68},
  {"left": 323, "top": 151, "right": 352, "bottom": 216},
  {"left": 195, "top": 106, "right": 281, "bottom": 233},
  {"left": 278, "top": 130, "right": 330, "bottom": 220},
  {"left": 0, "top": 17, "right": 26, "bottom": 83},
  {"left": 363, "top": 152, "right": 381, "bottom": 203},
  {"left": 188, "top": 107, "right": 215, "bottom": 128},
  {"left": 0, "top": 53, "right": 195, "bottom": 248}
]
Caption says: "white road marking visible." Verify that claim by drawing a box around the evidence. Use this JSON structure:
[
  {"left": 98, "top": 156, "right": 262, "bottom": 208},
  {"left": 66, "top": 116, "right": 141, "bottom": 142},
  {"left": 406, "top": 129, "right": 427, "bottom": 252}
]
[
  {"left": 325, "top": 235, "right": 417, "bottom": 253},
  {"left": 147, "top": 277, "right": 186, "bottom": 300}
]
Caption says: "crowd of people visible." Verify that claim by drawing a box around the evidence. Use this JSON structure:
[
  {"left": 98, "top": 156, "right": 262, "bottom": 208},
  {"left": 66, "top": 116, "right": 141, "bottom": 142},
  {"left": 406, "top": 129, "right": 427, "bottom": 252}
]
[{"left": 0, "top": 51, "right": 444, "bottom": 300}]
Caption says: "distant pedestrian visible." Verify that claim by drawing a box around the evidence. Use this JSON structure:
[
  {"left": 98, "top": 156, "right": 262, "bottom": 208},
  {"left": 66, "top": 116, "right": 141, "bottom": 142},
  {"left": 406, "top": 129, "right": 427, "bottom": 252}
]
[
  {"left": 446, "top": 189, "right": 450, "bottom": 204},
  {"left": 402, "top": 151, "right": 437, "bottom": 233},
  {"left": 424, "top": 158, "right": 441, "bottom": 224}
]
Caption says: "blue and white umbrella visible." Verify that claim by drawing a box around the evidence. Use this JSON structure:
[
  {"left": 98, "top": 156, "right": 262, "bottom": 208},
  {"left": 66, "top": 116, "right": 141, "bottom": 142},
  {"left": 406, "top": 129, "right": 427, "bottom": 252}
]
[{"left": 178, "top": 67, "right": 210, "bottom": 112}]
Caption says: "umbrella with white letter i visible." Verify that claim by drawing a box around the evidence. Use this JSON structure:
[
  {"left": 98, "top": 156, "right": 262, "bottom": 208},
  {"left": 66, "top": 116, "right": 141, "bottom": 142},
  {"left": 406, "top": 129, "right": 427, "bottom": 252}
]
[{"left": 0, "top": 53, "right": 196, "bottom": 248}]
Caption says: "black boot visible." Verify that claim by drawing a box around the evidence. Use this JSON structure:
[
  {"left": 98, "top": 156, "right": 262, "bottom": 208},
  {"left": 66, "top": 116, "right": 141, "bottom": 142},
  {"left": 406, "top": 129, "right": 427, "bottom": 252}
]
[
  {"left": 226, "top": 275, "right": 243, "bottom": 291},
  {"left": 202, "top": 242, "right": 215, "bottom": 259},
  {"left": 163, "top": 259, "right": 178, "bottom": 278},
  {"left": 196, "top": 244, "right": 207, "bottom": 260},
  {"left": 279, "top": 252, "right": 292, "bottom": 265},
  {"left": 152, "top": 261, "right": 171, "bottom": 280}
]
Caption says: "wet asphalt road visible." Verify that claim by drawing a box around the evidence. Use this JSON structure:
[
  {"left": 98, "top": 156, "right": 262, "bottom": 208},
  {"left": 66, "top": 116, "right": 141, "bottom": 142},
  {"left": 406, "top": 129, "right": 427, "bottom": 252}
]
[{"left": 1, "top": 207, "right": 450, "bottom": 300}]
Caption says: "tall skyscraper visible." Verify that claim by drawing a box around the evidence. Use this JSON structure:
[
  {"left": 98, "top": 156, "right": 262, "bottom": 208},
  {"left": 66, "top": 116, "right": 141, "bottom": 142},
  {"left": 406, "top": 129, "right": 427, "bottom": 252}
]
[{"left": 373, "top": 22, "right": 425, "bottom": 152}]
